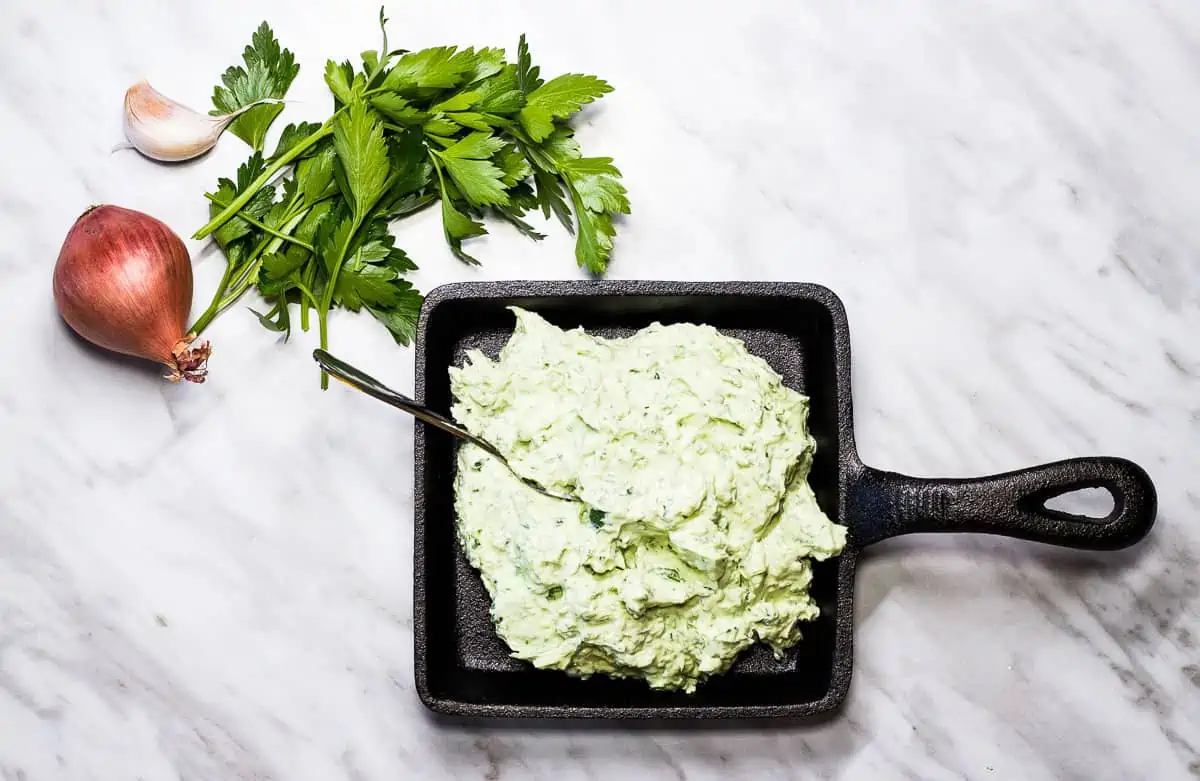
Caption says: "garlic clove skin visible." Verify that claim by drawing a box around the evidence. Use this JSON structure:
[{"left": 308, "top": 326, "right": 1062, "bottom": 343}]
[
  {"left": 122, "top": 80, "right": 234, "bottom": 162},
  {"left": 121, "top": 81, "right": 279, "bottom": 163}
]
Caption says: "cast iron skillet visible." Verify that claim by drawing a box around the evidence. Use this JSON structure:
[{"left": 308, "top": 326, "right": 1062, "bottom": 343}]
[{"left": 412, "top": 280, "right": 1157, "bottom": 719}]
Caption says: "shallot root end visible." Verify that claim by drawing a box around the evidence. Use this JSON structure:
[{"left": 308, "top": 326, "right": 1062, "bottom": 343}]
[{"left": 166, "top": 335, "right": 212, "bottom": 384}]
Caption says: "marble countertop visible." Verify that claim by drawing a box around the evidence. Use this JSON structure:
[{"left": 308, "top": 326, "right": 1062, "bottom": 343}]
[{"left": 1, "top": 0, "right": 1197, "bottom": 778}]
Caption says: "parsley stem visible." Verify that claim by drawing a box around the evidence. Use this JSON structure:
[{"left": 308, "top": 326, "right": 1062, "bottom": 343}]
[
  {"left": 189, "top": 261, "right": 236, "bottom": 336},
  {"left": 190, "top": 263, "right": 256, "bottom": 335},
  {"left": 317, "top": 312, "right": 331, "bottom": 386},
  {"left": 299, "top": 262, "right": 316, "bottom": 332},
  {"left": 218, "top": 207, "right": 309, "bottom": 301},
  {"left": 192, "top": 123, "right": 333, "bottom": 240},
  {"left": 316, "top": 170, "right": 399, "bottom": 388},
  {"left": 189, "top": 209, "right": 309, "bottom": 336},
  {"left": 316, "top": 222, "right": 359, "bottom": 389},
  {"left": 202, "top": 194, "right": 315, "bottom": 252},
  {"left": 292, "top": 281, "right": 320, "bottom": 310}
]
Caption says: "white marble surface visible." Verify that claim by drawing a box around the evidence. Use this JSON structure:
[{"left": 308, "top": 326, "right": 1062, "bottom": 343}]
[{"left": 0, "top": 0, "right": 1197, "bottom": 778}]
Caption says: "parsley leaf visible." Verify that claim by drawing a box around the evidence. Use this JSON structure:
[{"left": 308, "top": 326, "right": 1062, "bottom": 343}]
[
  {"left": 516, "top": 34, "right": 542, "bottom": 95},
  {"left": 430, "top": 132, "right": 510, "bottom": 207},
  {"left": 432, "top": 91, "right": 480, "bottom": 113},
  {"left": 335, "top": 262, "right": 401, "bottom": 309},
  {"left": 371, "top": 94, "right": 427, "bottom": 125},
  {"left": 380, "top": 127, "right": 433, "bottom": 209},
  {"left": 325, "top": 60, "right": 363, "bottom": 106},
  {"left": 518, "top": 73, "right": 613, "bottom": 142},
  {"left": 466, "top": 48, "right": 506, "bottom": 84},
  {"left": 422, "top": 115, "right": 460, "bottom": 137},
  {"left": 271, "top": 121, "right": 325, "bottom": 162},
  {"left": 317, "top": 207, "right": 357, "bottom": 274},
  {"left": 211, "top": 22, "right": 298, "bottom": 151},
  {"left": 560, "top": 155, "right": 629, "bottom": 273},
  {"left": 523, "top": 128, "right": 628, "bottom": 272},
  {"left": 209, "top": 152, "right": 274, "bottom": 248},
  {"left": 495, "top": 184, "right": 547, "bottom": 241},
  {"left": 495, "top": 144, "right": 533, "bottom": 187},
  {"left": 474, "top": 66, "right": 525, "bottom": 115},
  {"left": 332, "top": 217, "right": 422, "bottom": 344},
  {"left": 570, "top": 199, "right": 618, "bottom": 274},
  {"left": 260, "top": 247, "right": 308, "bottom": 284},
  {"left": 540, "top": 126, "right": 583, "bottom": 161},
  {"left": 367, "top": 284, "right": 422, "bottom": 345},
  {"left": 441, "top": 201, "right": 488, "bottom": 263},
  {"left": 436, "top": 157, "right": 509, "bottom": 207},
  {"left": 389, "top": 123, "right": 432, "bottom": 170},
  {"left": 296, "top": 143, "right": 338, "bottom": 204},
  {"left": 441, "top": 132, "right": 507, "bottom": 160},
  {"left": 251, "top": 299, "right": 291, "bottom": 334},
  {"left": 431, "top": 155, "right": 487, "bottom": 263},
  {"left": 560, "top": 157, "right": 630, "bottom": 214},
  {"left": 384, "top": 46, "right": 478, "bottom": 92},
  {"left": 443, "top": 112, "right": 495, "bottom": 132},
  {"left": 339, "top": 218, "right": 419, "bottom": 276},
  {"left": 332, "top": 101, "right": 392, "bottom": 220},
  {"left": 533, "top": 169, "right": 574, "bottom": 232}
]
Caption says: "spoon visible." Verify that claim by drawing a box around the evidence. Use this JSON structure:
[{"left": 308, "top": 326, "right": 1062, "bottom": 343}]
[{"left": 313, "top": 349, "right": 581, "bottom": 503}]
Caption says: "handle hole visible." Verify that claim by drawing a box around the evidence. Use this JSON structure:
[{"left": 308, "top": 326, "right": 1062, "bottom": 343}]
[{"left": 1042, "top": 486, "right": 1116, "bottom": 521}]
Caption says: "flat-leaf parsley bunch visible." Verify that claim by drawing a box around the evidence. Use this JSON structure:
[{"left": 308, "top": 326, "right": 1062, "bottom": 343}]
[{"left": 189, "top": 11, "right": 628, "bottom": 386}]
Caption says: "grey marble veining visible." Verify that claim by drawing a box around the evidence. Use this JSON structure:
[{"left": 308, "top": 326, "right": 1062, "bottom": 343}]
[{"left": 0, "top": 0, "right": 1197, "bottom": 779}]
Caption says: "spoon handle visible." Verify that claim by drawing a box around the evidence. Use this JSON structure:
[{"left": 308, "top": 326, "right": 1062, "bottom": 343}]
[{"left": 312, "top": 349, "right": 501, "bottom": 458}]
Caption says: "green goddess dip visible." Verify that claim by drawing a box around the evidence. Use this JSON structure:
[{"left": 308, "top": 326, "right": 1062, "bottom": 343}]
[{"left": 450, "top": 308, "right": 847, "bottom": 692}]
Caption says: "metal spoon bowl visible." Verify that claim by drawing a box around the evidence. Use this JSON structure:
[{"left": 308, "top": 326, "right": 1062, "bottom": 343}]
[{"left": 313, "top": 349, "right": 581, "bottom": 503}]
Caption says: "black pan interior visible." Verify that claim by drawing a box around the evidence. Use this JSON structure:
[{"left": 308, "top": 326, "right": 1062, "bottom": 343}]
[{"left": 417, "top": 290, "right": 848, "bottom": 715}]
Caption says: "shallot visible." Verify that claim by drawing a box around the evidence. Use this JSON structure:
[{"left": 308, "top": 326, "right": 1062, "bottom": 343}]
[{"left": 53, "top": 205, "right": 211, "bottom": 383}]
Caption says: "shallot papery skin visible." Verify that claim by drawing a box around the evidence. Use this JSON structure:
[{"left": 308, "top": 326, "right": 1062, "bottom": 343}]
[{"left": 53, "top": 205, "right": 211, "bottom": 383}]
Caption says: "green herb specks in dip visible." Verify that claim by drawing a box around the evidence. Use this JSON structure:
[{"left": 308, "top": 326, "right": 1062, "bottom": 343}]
[{"left": 450, "top": 308, "right": 847, "bottom": 692}]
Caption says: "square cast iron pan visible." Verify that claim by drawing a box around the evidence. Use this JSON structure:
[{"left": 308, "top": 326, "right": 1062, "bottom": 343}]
[{"left": 412, "top": 281, "right": 1157, "bottom": 719}]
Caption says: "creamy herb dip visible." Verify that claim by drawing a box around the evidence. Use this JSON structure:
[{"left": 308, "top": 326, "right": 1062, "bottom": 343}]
[{"left": 451, "top": 308, "right": 846, "bottom": 692}]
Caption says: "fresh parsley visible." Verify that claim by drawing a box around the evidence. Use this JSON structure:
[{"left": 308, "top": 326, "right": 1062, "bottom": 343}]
[
  {"left": 190, "top": 13, "right": 628, "bottom": 385},
  {"left": 211, "top": 23, "right": 299, "bottom": 151},
  {"left": 588, "top": 508, "right": 607, "bottom": 529}
]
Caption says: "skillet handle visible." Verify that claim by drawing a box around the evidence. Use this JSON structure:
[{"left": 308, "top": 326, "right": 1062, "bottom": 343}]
[{"left": 848, "top": 457, "right": 1157, "bottom": 550}]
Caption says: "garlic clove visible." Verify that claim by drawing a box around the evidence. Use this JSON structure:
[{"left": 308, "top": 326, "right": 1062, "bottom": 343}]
[
  {"left": 122, "top": 80, "right": 233, "bottom": 162},
  {"left": 121, "top": 81, "right": 280, "bottom": 163}
]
